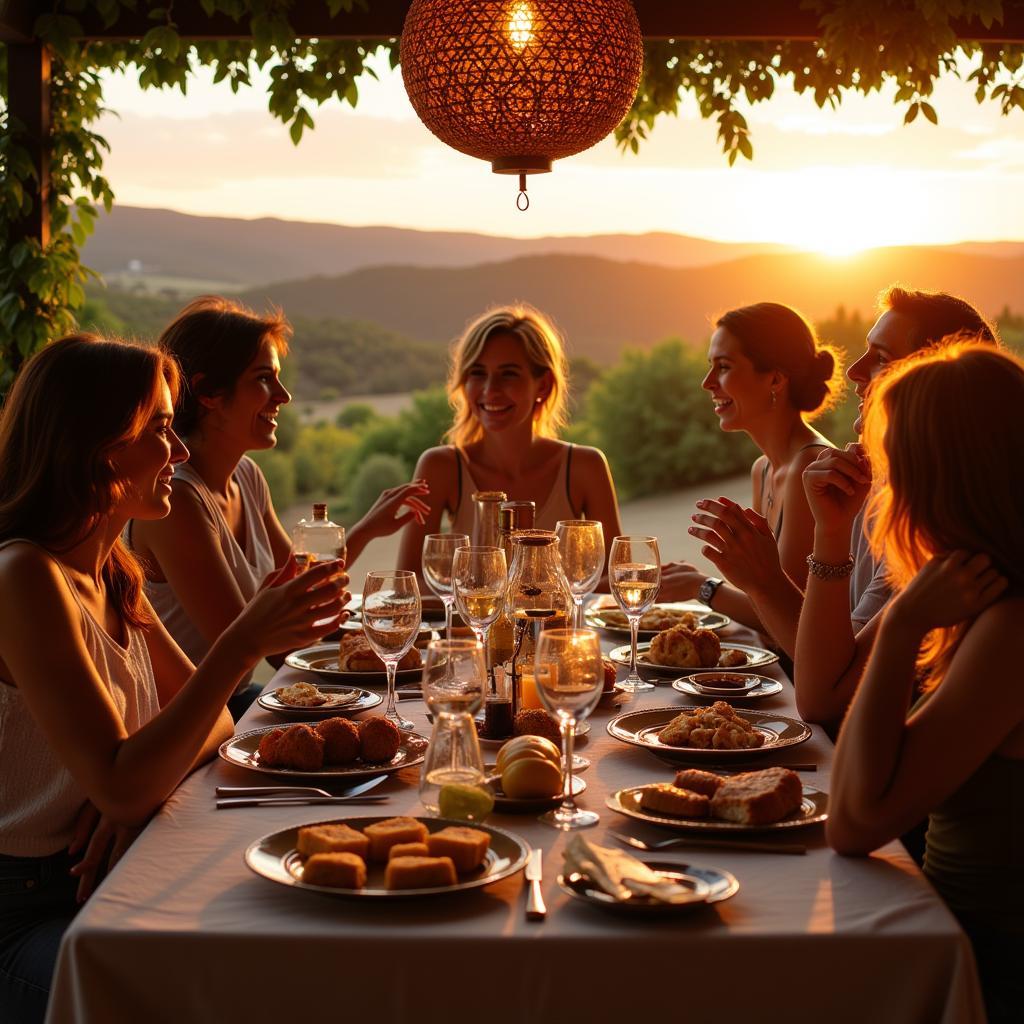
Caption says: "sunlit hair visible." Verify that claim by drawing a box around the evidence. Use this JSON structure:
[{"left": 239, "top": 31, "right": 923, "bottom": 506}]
[
  {"left": 715, "top": 302, "right": 844, "bottom": 419},
  {"left": 159, "top": 295, "right": 291, "bottom": 435},
  {"left": 863, "top": 338, "right": 1024, "bottom": 685},
  {"left": 445, "top": 304, "right": 569, "bottom": 447},
  {"left": 0, "top": 334, "right": 180, "bottom": 628},
  {"left": 878, "top": 285, "right": 998, "bottom": 349}
]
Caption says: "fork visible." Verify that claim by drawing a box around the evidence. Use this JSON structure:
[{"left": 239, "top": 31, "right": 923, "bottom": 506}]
[
  {"left": 215, "top": 773, "right": 388, "bottom": 799},
  {"left": 611, "top": 831, "right": 806, "bottom": 856}
]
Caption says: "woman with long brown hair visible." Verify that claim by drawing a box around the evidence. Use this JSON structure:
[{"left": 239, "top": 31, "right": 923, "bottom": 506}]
[
  {"left": 397, "top": 304, "right": 621, "bottom": 572},
  {"left": 827, "top": 339, "right": 1024, "bottom": 1022},
  {"left": 131, "top": 296, "right": 429, "bottom": 718},
  {"left": 0, "top": 335, "right": 347, "bottom": 1024}
]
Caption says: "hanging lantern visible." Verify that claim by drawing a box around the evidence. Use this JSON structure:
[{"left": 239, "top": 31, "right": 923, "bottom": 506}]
[{"left": 401, "top": 0, "right": 644, "bottom": 210}]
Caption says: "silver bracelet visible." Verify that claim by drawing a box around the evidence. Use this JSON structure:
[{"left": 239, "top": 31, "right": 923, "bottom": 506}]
[{"left": 806, "top": 553, "right": 855, "bottom": 580}]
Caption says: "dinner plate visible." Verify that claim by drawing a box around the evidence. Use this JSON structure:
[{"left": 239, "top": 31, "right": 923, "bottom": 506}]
[
  {"left": 585, "top": 600, "right": 731, "bottom": 637},
  {"left": 608, "top": 640, "right": 779, "bottom": 677},
  {"left": 606, "top": 785, "right": 829, "bottom": 833},
  {"left": 257, "top": 684, "right": 383, "bottom": 718},
  {"left": 219, "top": 725, "right": 428, "bottom": 779},
  {"left": 284, "top": 643, "right": 423, "bottom": 686},
  {"left": 558, "top": 861, "right": 738, "bottom": 915},
  {"left": 488, "top": 772, "right": 586, "bottom": 813},
  {"left": 606, "top": 705, "right": 812, "bottom": 762},
  {"left": 245, "top": 815, "right": 529, "bottom": 899},
  {"left": 671, "top": 674, "right": 784, "bottom": 702},
  {"left": 474, "top": 718, "right": 591, "bottom": 747}
]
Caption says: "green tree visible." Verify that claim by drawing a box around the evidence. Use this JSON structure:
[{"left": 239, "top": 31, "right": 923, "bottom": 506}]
[
  {"left": 292, "top": 422, "right": 359, "bottom": 495},
  {"left": 347, "top": 453, "right": 409, "bottom": 520},
  {"left": 336, "top": 403, "right": 378, "bottom": 430},
  {"left": 249, "top": 449, "right": 296, "bottom": 511}
]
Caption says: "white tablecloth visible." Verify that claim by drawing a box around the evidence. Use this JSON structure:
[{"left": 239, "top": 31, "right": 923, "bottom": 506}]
[{"left": 46, "top": 626, "right": 985, "bottom": 1024}]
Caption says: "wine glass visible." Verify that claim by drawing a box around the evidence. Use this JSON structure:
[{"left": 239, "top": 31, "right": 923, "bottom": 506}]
[
  {"left": 452, "top": 546, "right": 507, "bottom": 651},
  {"left": 362, "top": 570, "right": 422, "bottom": 730},
  {"left": 555, "top": 519, "right": 605, "bottom": 628},
  {"left": 609, "top": 536, "right": 661, "bottom": 693},
  {"left": 422, "top": 533, "right": 470, "bottom": 643},
  {"left": 534, "top": 628, "right": 604, "bottom": 830},
  {"left": 419, "top": 638, "right": 487, "bottom": 813}
]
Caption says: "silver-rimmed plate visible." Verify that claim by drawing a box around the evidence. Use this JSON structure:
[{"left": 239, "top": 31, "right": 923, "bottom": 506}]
[
  {"left": 245, "top": 815, "right": 529, "bottom": 899},
  {"left": 558, "top": 861, "right": 738, "bottom": 915},
  {"left": 606, "top": 785, "right": 828, "bottom": 833},
  {"left": 284, "top": 643, "right": 422, "bottom": 686},
  {"left": 586, "top": 601, "right": 731, "bottom": 637},
  {"left": 257, "top": 684, "right": 383, "bottom": 718},
  {"left": 609, "top": 641, "right": 779, "bottom": 677},
  {"left": 606, "top": 705, "right": 812, "bottom": 762},
  {"left": 672, "top": 674, "right": 784, "bottom": 702},
  {"left": 219, "top": 724, "right": 428, "bottom": 779}
]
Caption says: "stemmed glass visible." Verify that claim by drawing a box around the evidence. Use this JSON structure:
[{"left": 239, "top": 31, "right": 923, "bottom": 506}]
[
  {"left": 362, "top": 570, "right": 422, "bottom": 731},
  {"left": 609, "top": 536, "right": 661, "bottom": 693},
  {"left": 419, "top": 638, "right": 487, "bottom": 814},
  {"left": 422, "top": 533, "right": 470, "bottom": 642},
  {"left": 555, "top": 519, "right": 605, "bottom": 628},
  {"left": 534, "top": 628, "right": 604, "bottom": 830},
  {"left": 452, "top": 546, "right": 507, "bottom": 651}
]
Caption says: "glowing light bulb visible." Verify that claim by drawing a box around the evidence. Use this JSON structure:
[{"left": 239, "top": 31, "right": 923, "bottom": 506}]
[{"left": 507, "top": 1, "right": 534, "bottom": 49}]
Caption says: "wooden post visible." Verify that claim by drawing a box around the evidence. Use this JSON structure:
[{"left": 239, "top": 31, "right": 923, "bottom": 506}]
[{"left": 7, "top": 41, "right": 51, "bottom": 248}]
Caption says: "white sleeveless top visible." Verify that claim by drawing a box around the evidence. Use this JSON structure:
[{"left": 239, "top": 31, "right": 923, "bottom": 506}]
[
  {"left": 0, "top": 540, "right": 160, "bottom": 857},
  {"left": 143, "top": 456, "right": 275, "bottom": 692}
]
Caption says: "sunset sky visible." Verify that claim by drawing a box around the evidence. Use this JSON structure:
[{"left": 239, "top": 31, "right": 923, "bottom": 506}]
[{"left": 98, "top": 50, "right": 1024, "bottom": 253}]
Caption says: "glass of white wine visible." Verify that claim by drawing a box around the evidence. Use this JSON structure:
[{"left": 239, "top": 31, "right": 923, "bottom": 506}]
[
  {"left": 452, "top": 546, "right": 507, "bottom": 651},
  {"left": 534, "top": 628, "right": 604, "bottom": 830},
  {"left": 609, "top": 536, "right": 661, "bottom": 693},
  {"left": 362, "top": 570, "right": 422, "bottom": 730},
  {"left": 419, "top": 638, "right": 487, "bottom": 814},
  {"left": 422, "top": 533, "right": 470, "bottom": 643},
  {"left": 555, "top": 519, "right": 605, "bottom": 628}
]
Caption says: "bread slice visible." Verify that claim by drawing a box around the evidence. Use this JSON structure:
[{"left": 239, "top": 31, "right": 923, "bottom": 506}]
[
  {"left": 426, "top": 826, "right": 491, "bottom": 873},
  {"left": 709, "top": 767, "right": 803, "bottom": 825},
  {"left": 388, "top": 842, "right": 430, "bottom": 860},
  {"left": 638, "top": 783, "right": 710, "bottom": 818},
  {"left": 385, "top": 856, "right": 457, "bottom": 889},
  {"left": 302, "top": 852, "right": 366, "bottom": 888},
  {"left": 673, "top": 768, "right": 726, "bottom": 798},
  {"left": 363, "top": 817, "right": 430, "bottom": 862},
  {"left": 296, "top": 823, "right": 370, "bottom": 858}
]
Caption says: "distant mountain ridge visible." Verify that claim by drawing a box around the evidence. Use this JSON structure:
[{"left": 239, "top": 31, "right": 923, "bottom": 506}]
[
  {"left": 79, "top": 206, "right": 805, "bottom": 284},
  {"left": 236, "top": 248, "right": 1024, "bottom": 363}
]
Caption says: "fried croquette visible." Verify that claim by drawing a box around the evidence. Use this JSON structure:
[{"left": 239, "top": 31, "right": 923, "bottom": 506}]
[
  {"left": 657, "top": 702, "right": 764, "bottom": 750},
  {"left": 648, "top": 625, "right": 722, "bottom": 669},
  {"left": 302, "top": 852, "right": 366, "bottom": 889},
  {"left": 271, "top": 723, "right": 325, "bottom": 771},
  {"left": 359, "top": 716, "right": 402, "bottom": 763},
  {"left": 256, "top": 728, "right": 286, "bottom": 766},
  {"left": 316, "top": 716, "right": 361, "bottom": 764},
  {"left": 513, "top": 709, "right": 562, "bottom": 745}
]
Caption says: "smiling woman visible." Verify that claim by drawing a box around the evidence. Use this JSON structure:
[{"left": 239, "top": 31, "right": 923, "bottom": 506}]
[{"left": 129, "top": 297, "right": 429, "bottom": 719}]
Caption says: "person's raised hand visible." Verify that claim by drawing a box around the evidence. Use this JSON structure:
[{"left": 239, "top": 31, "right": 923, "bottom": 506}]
[
  {"left": 888, "top": 551, "right": 1008, "bottom": 637},
  {"left": 802, "top": 444, "right": 871, "bottom": 536},
  {"left": 689, "top": 497, "right": 787, "bottom": 598},
  {"left": 657, "top": 560, "right": 703, "bottom": 602},
  {"left": 355, "top": 479, "right": 431, "bottom": 540}
]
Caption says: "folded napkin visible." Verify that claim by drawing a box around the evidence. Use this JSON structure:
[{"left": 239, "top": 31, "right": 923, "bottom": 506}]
[{"left": 563, "top": 836, "right": 708, "bottom": 905}]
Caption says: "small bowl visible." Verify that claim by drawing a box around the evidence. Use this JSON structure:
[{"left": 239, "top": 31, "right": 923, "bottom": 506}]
[{"left": 683, "top": 672, "right": 767, "bottom": 696}]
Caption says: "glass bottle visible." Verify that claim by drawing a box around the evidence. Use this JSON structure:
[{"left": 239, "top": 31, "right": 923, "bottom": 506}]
[
  {"left": 504, "top": 530, "right": 574, "bottom": 719},
  {"left": 487, "top": 501, "right": 536, "bottom": 670},
  {"left": 471, "top": 490, "right": 506, "bottom": 547},
  {"left": 292, "top": 503, "right": 346, "bottom": 570}
]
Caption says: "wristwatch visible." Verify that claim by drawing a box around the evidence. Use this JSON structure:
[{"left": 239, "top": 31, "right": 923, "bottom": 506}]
[{"left": 698, "top": 576, "right": 723, "bottom": 607}]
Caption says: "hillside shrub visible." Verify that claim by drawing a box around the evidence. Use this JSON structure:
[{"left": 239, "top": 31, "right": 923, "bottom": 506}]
[
  {"left": 249, "top": 450, "right": 296, "bottom": 512},
  {"left": 293, "top": 423, "right": 359, "bottom": 495},
  {"left": 348, "top": 454, "right": 410, "bottom": 521}
]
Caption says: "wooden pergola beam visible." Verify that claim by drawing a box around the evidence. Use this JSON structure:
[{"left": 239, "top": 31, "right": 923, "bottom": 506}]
[
  {"left": 6, "top": 40, "right": 51, "bottom": 248},
  {"left": 3, "top": 0, "right": 1024, "bottom": 43}
]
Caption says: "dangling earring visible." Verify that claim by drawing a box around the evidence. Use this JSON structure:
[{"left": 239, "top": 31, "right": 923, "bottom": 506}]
[{"left": 770, "top": 390, "right": 777, "bottom": 407}]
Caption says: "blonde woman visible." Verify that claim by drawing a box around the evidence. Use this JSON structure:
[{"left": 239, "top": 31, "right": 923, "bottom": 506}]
[
  {"left": 827, "top": 340, "right": 1024, "bottom": 1023},
  {"left": 398, "top": 305, "right": 621, "bottom": 572}
]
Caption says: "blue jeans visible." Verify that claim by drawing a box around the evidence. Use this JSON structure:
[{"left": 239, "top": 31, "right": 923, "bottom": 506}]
[{"left": 0, "top": 850, "right": 79, "bottom": 1024}]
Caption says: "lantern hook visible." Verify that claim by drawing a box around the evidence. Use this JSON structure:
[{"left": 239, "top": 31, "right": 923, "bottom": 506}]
[{"left": 516, "top": 172, "right": 530, "bottom": 211}]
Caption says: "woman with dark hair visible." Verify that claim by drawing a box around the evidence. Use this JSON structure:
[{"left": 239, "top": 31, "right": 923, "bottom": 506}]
[
  {"left": 0, "top": 335, "right": 347, "bottom": 1024},
  {"left": 665, "top": 302, "right": 843, "bottom": 628},
  {"left": 827, "top": 339, "right": 1023, "bottom": 1023},
  {"left": 131, "top": 296, "right": 429, "bottom": 718}
]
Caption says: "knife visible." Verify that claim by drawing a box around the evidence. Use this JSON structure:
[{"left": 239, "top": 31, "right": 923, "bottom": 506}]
[{"left": 525, "top": 847, "right": 546, "bottom": 921}]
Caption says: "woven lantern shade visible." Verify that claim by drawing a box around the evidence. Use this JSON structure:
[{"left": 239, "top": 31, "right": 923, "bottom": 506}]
[{"left": 401, "top": 0, "right": 644, "bottom": 207}]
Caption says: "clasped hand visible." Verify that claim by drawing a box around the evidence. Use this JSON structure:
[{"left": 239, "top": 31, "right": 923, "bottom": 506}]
[{"left": 802, "top": 444, "right": 871, "bottom": 532}]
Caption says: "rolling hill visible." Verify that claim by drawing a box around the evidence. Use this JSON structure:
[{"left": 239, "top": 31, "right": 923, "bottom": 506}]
[{"left": 237, "top": 248, "right": 1024, "bottom": 362}]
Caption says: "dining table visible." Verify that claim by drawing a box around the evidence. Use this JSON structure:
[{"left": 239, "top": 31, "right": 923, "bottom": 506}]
[{"left": 45, "top": 614, "right": 985, "bottom": 1024}]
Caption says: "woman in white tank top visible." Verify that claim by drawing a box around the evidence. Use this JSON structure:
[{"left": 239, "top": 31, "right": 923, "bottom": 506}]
[
  {"left": 0, "top": 336, "right": 349, "bottom": 1024},
  {"left": 398, "top": 304, "right": 622, "bottom": 575},
  {"left": 130, "top": 297, "right": 431, "bottom": 719}
]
